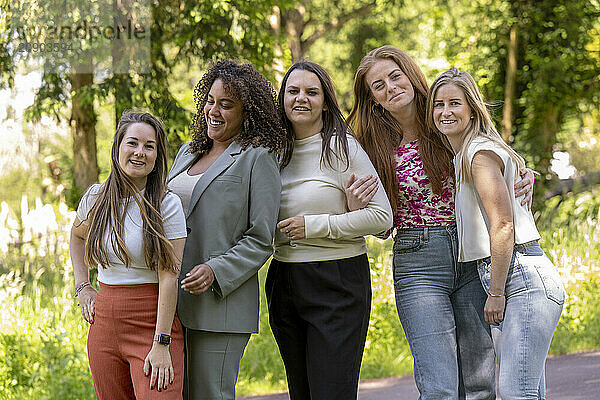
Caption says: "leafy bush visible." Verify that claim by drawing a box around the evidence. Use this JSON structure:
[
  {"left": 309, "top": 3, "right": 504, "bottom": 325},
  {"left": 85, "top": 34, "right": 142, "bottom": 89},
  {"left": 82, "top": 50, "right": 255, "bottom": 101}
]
[{"left": 551, "top": 276, "right": 600, "bottom": 354}]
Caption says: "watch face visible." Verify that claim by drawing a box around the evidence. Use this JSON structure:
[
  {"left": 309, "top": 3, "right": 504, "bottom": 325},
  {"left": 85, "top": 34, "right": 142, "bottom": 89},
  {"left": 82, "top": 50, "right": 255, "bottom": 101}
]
[{"left": 156, "top": 334, "right": 171, "bottom": 345}]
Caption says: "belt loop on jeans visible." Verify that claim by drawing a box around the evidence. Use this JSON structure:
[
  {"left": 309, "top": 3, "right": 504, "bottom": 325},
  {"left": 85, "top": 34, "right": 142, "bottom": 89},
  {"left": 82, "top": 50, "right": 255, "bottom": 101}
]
[
  {"left": 423, "top": 226, "right": 429, "bottom": 242},
  {"left": 515, "top": 239, "right": 539, "bottom": 252}
]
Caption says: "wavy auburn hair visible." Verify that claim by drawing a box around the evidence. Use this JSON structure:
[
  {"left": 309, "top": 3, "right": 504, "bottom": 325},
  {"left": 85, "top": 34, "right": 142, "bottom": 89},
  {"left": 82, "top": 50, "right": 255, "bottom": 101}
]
[
  {"left": 348, "top": 45, "right": 454, "bottom": 214},
  {"left": 83, "top": 111, "right": 177, "bottom": 273},
  {"left": 426, "top": 68, "right": 525, "bottom": 187},
  {"left": 189, "top": 60, "right": 286, "bottom": 159},
  {"left": 278, "top": 60, "right": 351, "bottom": 170}
]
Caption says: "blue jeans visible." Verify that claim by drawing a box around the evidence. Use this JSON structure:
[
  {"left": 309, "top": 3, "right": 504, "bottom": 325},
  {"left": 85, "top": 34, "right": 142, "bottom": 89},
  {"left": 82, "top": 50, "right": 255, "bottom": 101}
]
[
  {"left": 393, "top": 224, "right": 496, "bottom": 400},
  {"left": 477, "top": 241, "right": 565, "bottom": 400}
]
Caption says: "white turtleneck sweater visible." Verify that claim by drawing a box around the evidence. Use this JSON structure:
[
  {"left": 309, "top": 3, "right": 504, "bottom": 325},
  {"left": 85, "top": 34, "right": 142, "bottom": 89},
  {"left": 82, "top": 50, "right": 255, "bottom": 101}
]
[{"left": 273, "top": 133, "right": 393, "bottom": 262}]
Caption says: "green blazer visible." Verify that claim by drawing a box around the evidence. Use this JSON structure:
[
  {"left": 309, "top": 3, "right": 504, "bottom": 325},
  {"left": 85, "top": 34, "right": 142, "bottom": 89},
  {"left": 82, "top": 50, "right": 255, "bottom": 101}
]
[{"left": 167, "top": 141, "right": 281, "bottom": 333}]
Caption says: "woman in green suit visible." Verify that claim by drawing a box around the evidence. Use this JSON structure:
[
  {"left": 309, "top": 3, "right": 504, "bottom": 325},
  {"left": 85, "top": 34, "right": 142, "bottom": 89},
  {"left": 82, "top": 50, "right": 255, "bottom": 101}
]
[{"left": 167, "top": 60, "right": 287, "bottom": 400}]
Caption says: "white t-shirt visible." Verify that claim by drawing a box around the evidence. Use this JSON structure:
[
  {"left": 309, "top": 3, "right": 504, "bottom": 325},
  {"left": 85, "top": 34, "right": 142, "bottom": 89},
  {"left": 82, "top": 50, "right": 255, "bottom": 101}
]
[{"left": 76, "top": 183, "right": 187, "bottom": 284}]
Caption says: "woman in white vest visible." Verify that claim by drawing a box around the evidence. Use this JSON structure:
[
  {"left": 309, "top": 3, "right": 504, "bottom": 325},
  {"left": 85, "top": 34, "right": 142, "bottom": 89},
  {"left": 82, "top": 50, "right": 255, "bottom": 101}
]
[{"left": 426, "top": 68, "right": 565, "bottom": 399}]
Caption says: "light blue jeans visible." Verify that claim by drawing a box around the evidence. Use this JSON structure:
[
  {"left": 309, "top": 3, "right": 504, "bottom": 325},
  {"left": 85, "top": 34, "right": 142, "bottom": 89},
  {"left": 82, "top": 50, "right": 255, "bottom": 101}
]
[
  {"left": 477, "top": 241, "right": 565, "bottom": 400},
  {"left": 393, "top": 224, "right": 495, "bottom": 400}
]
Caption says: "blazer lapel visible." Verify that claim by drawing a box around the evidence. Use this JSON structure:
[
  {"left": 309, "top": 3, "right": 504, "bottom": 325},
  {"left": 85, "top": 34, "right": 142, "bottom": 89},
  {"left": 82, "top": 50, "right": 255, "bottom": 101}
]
[
  {"left": 167, "top": 145, "right": 197, "bottom": 183},
  {"left": 186, "top": 141, "right": 243, "bottom": 218}
]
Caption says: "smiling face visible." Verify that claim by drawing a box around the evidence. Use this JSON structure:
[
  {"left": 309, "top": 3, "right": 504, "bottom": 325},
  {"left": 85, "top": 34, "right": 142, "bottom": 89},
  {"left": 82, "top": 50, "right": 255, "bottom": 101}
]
[
  {"left": 432, "top": 83, "right": 472, "bottom": 148},
  {"left": 283, "top": 68, "right": 326, "bottom": 138},
  {"left": 204, "top": 78, "right": 244, "bottom": 145},
  {"left": 365, "top": 58, "right": 415, "bottom": 116},
  {"left": 118, "top": 122, "right": 158, "bottom": 190}
]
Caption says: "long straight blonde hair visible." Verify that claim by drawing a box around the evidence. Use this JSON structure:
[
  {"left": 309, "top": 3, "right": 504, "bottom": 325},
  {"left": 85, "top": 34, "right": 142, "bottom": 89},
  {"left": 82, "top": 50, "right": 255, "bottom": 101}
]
[{"left": 426, "top": 69, "right": 526, "bottom": 186}]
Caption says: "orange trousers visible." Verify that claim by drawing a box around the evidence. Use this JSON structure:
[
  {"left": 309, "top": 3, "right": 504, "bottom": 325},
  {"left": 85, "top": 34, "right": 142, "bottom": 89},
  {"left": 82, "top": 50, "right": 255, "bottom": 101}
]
[{"left": 87, "top": 282, "right": 184, "bottom": 400}]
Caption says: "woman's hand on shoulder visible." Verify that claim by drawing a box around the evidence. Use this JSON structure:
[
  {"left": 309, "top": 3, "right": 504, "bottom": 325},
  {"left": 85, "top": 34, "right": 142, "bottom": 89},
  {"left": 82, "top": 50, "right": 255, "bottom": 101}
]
[
  {"left": 181, "top": 264, "right": 215, "bottom": 295},
  {"left": 514, "top": 168, "right": 535, "bottom": 210},
  {"left": 77, "top": 285, "right": 97, "bottom": 324},
  {"left": 144, "top": 342, "right": 174, "bottom": 391},
  {"left": 345, "top": 173, "right": 378, "bottom": 211}
]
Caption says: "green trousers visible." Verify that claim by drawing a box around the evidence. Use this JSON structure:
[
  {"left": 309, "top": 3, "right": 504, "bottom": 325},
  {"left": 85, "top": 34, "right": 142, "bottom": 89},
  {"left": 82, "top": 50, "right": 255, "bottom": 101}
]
[{"left": 183, "top": 329, "right": 251, "bottom": 400}]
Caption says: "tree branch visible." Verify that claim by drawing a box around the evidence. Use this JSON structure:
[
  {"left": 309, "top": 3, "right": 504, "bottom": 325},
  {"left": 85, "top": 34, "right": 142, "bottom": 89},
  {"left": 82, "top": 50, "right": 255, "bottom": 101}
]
[
  {"left": 543, "top": 171, "right": 600, "bottom": 200},
  {"left": 301, "top": 1, "right": 376, "bottom": 51}
]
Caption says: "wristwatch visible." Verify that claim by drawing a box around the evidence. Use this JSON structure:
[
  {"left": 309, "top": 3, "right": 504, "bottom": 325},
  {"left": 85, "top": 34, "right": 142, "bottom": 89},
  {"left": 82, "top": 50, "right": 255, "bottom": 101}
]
[{"left": 154, "top": 333, "right": 171, "bottom": 346}]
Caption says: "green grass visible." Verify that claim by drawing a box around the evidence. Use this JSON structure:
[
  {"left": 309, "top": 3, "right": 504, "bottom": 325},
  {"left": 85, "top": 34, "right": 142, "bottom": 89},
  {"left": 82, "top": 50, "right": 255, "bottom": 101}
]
[{"left": 1, "top": 190, "right": 599, "bottom": 397}]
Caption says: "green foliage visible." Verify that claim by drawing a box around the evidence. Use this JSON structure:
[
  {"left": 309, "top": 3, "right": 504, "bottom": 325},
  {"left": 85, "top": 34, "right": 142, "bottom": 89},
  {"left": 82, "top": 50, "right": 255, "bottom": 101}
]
[
  {"left": 428, "top": 0, "right": 600, "bottom": 180},
  {"left": 551, "top": 276, "right": 600, "bottom": 354},
  {"left": 538, "top": 189, "right": 600, "bottom": 354},
  {"left": 361, "top": 300, "right": 412, "bottom": 378},
  {"left": 237, "top": 264, "right": 288, "bottom": 395},
  {"left": 0, "top": 333, "right": 95, "bottom": 400},
  {"left": 557, "top": 105, "right": 600, "bottom": 175}
]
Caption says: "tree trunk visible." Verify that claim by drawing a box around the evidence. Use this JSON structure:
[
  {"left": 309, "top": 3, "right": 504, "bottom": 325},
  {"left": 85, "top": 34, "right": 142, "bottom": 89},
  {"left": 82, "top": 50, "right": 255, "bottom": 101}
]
[
  {"left": 70, "top": 65, "right": 98, "bottom": 193},
  {"left": 544, "top": 171, "right": 600, "bottom": 199},
  {"left": 113, "top": 0, "right": 133, "bottom": 123},
  {"left": 270, "top": 6, "right": 285, "bottom": 88},
  {"left": 536, "top": 105, "right": 560, "bottom": 176},
  {"left": 113, "top": 74, "right": 133, "bottom": 123},
  {"left": 279, "top": 2, "right": 377, "bottom": 64},
  {"left": 283, "top": 7, "right": 306, "bottom": 62},
  {"left": 501, "top": 24, "right": 518, "bottom": 142}
]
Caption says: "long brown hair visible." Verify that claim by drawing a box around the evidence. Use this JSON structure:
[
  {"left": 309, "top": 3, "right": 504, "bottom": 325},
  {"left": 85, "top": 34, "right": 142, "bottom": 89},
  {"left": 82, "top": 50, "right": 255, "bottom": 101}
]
[
  {"left": 348, "top": 45, "right": 454, "bottom": 214},
  {"left": 278, "top": 61, "right": 351, "bottom": 170},
  {"left": 84, "top": 111, "right": 178, "bottom": 273}
]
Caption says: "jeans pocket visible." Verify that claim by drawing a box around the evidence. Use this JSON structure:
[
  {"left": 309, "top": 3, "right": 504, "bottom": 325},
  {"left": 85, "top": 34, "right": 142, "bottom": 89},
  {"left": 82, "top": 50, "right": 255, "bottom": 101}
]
[
  {"left": 393, "top": 234, "right": 423, "bottom": 255},
  {"left": 531, "top": 255, "right": 566, "bottom": 305},
  {"left": 476, "top": 257, "right": 492, "bottom": 294}
]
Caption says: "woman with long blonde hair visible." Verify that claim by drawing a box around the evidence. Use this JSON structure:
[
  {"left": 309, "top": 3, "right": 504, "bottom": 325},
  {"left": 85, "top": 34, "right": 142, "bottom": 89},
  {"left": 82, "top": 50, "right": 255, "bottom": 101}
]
[{"left": 427, "top": 68, "right": 564, "bottom": 399}]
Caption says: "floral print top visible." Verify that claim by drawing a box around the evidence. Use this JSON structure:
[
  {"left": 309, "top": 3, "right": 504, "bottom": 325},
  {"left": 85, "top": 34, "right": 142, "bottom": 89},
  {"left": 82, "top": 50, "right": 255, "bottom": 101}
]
[{"left": 393, "top": 140, "right": 455, "bottom": 229}]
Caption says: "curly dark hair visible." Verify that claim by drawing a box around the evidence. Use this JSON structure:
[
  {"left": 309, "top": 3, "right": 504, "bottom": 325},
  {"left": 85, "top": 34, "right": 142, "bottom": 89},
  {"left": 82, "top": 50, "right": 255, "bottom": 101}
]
[{"left": 189, "top": 60, "right": 287, "bottom": 158}]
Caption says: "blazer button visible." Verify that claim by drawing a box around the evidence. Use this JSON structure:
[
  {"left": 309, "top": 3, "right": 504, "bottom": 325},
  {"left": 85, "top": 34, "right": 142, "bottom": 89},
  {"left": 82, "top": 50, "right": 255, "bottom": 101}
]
[{"left": 186, "top": 227, "right": 191, "bottom": 234}]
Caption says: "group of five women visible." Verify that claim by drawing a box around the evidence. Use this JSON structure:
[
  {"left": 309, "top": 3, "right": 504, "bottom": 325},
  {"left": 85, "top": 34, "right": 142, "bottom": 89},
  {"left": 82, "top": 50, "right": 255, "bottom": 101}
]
[{"left": 71, "top": 44, "right": 565, "bottom": 400}]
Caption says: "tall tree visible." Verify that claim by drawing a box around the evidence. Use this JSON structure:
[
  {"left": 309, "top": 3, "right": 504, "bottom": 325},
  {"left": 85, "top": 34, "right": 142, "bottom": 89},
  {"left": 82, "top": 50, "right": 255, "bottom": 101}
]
[
  {"left": 7, "top": 0, "right": 285, "bottom": 204},
  {"left": 0, "top": 0, "right": 14, "bottom": 89},
  {"left": 501, "top": 23, "right": 518, "bottom": 141},
  {"left": 70, "top": 58, "right": 99, "bottom": 198}
]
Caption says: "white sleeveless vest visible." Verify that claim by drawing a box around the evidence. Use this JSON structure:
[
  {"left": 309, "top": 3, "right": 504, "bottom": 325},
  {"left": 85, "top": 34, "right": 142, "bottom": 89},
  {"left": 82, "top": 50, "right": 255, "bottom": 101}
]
[{"left": 454, "top": 137, "right": 540, "bottom": 262}]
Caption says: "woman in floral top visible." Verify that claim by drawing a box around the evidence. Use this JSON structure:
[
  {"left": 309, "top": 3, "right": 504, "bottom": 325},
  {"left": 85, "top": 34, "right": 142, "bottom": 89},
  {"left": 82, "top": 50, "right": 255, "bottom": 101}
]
[{"left": 348, "top": 45, "right": 534, "bottom": 400}]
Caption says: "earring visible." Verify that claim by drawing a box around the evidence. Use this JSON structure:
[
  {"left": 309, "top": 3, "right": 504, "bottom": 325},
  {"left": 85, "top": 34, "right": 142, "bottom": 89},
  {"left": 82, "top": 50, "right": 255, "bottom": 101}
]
[{"left": 371, "top": 103, "right": 383, "bottom": 116}]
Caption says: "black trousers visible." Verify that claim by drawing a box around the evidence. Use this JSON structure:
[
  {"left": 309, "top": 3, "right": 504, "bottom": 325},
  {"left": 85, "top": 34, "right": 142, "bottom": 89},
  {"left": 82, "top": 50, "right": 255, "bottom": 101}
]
[{"left": 266, "top": 254, "right": 372, "bottom": 400}]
